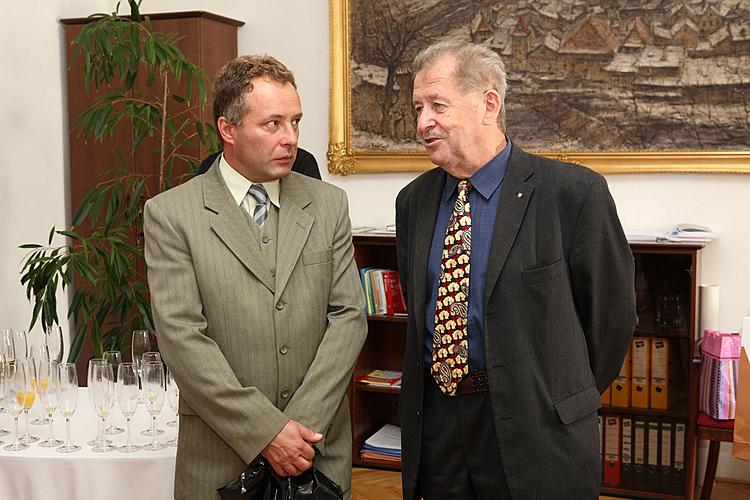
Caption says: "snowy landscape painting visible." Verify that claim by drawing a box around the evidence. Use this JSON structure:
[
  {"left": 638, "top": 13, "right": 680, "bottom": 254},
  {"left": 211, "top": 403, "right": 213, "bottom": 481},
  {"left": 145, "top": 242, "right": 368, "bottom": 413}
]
[{"left": 346, "top": 0, "right": 750, "bottom": 155}]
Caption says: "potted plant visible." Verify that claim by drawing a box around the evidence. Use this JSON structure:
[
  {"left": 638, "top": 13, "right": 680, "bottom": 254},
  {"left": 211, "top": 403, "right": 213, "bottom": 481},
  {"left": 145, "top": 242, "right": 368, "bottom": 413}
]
[{"left": 20, "top": 0, "right": 218, "bottom": 361}]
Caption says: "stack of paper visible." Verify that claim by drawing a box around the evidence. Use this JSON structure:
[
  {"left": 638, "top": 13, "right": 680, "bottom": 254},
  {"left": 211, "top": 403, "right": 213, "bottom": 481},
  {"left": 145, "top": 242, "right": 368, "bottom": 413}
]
[
  {"left": 665, "top": 223, "right": 716, "bottom": 243},
  {"left": 361, "top": 424, "right": 401, "bottom": 462}
]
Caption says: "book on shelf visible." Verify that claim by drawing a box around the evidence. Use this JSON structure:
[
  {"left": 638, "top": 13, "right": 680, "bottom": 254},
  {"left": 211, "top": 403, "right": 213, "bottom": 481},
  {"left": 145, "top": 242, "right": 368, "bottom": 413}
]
[
  {"left": 358, "top": 268, "right": 406, "bottom": 315},
  {"left": 355, "top": 369, "right": 402, "bottom": 387},
  {"left": 361, "top": 424, "right": 401, "bottom": 461}
]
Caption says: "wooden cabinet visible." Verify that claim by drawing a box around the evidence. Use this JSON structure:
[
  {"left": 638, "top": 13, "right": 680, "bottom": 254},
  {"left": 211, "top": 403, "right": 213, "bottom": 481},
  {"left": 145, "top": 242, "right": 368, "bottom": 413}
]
[
  {"left": 351, "top": 235, "right": 704, "bottom": 498},
  {"left": 60, "top": 11, "right": 243, "bottom": 380}
]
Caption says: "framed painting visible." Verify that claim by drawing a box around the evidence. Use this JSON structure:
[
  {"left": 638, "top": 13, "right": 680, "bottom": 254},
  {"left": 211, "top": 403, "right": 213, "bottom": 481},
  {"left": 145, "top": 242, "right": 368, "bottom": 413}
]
[{"left": 328, "top": 0, "right": 750, "bottom": 175}]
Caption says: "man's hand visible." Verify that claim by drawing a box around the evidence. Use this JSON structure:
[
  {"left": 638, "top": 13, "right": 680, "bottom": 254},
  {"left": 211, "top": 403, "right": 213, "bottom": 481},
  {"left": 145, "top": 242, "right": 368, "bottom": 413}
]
[{"left": 261, "top": 420, "right": 323, "bottom": 477}]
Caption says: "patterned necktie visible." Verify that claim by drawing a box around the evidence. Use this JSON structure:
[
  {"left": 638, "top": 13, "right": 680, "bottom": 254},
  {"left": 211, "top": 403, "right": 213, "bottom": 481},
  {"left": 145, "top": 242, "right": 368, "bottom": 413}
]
[
  {"left": 247, "top": 184, "right": 269, "bottom": 226},
  {"left": 432, "top": 180, "right": 472, "bottom": 396}
]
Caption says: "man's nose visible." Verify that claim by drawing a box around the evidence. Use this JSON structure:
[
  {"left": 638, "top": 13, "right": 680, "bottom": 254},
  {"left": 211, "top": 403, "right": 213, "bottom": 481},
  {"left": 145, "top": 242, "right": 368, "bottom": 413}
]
[
  {"left": 416, "top": 111, "right": 434, "bottom": 136},
  {"left": 281, "top": 123, "right": 298, "bottom": 147}
]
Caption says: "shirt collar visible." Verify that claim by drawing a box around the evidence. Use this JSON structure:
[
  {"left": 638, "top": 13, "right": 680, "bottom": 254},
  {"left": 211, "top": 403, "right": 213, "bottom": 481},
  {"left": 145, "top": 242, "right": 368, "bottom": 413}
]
[
  {"left": 218, "top": 153, "right": 281, "bottom": 208},
  {"left": 441, "top": 138, "right": 512, "bottom": 203}
]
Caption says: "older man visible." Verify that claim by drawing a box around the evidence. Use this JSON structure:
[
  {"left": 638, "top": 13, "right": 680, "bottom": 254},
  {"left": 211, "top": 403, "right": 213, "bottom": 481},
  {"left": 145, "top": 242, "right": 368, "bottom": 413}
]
[
  {"left": 144, "top": 55, "right": 366, "bottom": 499},
  {"left": 396, "top": 41, "right": 636, "bottom": 499}
]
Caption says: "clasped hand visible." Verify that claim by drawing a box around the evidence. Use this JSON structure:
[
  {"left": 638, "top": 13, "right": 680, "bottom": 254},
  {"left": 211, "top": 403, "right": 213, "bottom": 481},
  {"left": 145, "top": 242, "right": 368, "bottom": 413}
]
[{"left": 261, "top": 420, "right": 323, "bottom": 477}]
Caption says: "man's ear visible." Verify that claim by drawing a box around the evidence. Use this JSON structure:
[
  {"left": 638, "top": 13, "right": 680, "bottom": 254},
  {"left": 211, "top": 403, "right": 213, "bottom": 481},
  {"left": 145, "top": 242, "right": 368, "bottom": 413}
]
[
  {"left": 217, "top": 116, "right": 235, "bottom": 145},
  {"left": 483, "top": 89, "right": 501, "bottom": 126}
]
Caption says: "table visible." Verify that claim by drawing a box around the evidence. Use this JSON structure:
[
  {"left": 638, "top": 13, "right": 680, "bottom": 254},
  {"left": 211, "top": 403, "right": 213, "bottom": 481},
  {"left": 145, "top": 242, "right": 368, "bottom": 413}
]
[
  {"left": 0, "top": 387, "right": 177, "bottom": 500},
  {"left": 697, "top": 411, "right": 735, "bottom": 500}
]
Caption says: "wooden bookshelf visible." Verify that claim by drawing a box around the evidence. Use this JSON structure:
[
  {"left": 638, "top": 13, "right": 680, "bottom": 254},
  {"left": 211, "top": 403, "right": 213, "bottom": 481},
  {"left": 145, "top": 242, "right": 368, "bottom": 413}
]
[{"left": 350, "top": 236, "right": 704, "bottom": 499}]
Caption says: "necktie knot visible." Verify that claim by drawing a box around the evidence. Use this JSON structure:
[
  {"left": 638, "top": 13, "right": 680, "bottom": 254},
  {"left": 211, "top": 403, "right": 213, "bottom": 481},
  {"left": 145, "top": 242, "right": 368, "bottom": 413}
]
[{"left": 247, "top": 184, "right": 269, "bottom": 226}]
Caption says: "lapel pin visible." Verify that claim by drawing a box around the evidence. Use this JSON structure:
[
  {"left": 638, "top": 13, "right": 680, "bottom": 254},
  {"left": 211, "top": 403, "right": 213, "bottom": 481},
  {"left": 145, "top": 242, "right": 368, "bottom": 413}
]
[{"left": 517, "top": 192, "right": 523, "bottom": 198}]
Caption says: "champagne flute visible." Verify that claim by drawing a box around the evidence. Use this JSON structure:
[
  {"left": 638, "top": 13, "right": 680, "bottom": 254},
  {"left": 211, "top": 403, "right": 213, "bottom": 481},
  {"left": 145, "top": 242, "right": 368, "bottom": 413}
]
[
  {"left": 18, "top": 358, "right": 39, "bottom": 444},
  {"left": 86, "top": 359, "right": 110, "bottom": 448},
  {"left": 12, "top": 330, "right": 28, "bottom": 361},
  {"left": 0, "top": 354, "right": 9, "bottom": 435},
  {"left": 37, "top": 360, "right": 63, "bottom": 447},
  {"left": 103, "top": 351, "right": 124, "bottom": 435},
  {"left": 0, "top": 331, "right": 14, "bottom": 415},
  {"left": 141, "top": 360, "right": 166, "bottom": 451},
  {"left": 90, "top": 363, "right": 116, "bottom": 452},
  {"left": 131, "top": 330, "right": 151, "bottom": 384},
  {"left": 4, "top": 360, "right": 29, "bottom": 450},
  {"left": 45, "top": 325, "right": 64, "bottom": 364},
  {"left": 140, "top": 351, "right": 164, "bottom": 436},
  {"left": 166, "top": 366, "right": 179, "bottom": 428},
  {"left": 29, "top": 345, "right": 50, "bottom": 425},
  {"left": 56, "top": 363, "right": 81, "bottom": 453},
  {"left": 117, "top": 362, "right": 141, "bottom": 452}
]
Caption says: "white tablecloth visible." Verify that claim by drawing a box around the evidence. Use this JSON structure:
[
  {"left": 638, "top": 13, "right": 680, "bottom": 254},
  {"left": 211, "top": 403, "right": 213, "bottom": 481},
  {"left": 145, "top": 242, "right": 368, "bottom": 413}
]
[{"left": 0, "top": 387, "right": 177, "bottom": 500}]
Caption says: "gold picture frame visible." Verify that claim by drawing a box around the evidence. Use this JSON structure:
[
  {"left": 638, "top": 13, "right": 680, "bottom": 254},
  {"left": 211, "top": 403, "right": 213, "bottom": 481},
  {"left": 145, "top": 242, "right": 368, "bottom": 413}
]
[{"left": 328, "top": 0, "right": 750, "bottom": 175}]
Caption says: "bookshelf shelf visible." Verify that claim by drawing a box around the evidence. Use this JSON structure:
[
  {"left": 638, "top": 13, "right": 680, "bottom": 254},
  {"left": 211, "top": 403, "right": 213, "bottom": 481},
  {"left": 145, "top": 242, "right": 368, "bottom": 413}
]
[
  {"left": 366, "top": 314, "right": 408, "bottom": 324},
  {"left": 355, "top": 383, "right": 401, "bottom": 395},
  {"left": 350, "top": 235, "right": 703, "bottom": 500}
]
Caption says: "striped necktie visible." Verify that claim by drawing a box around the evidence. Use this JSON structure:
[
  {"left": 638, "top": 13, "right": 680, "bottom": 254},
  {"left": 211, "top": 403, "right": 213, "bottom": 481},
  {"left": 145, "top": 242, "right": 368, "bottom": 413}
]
[{"left": 247, "top": 184, "right": 269, "bottom": 226}]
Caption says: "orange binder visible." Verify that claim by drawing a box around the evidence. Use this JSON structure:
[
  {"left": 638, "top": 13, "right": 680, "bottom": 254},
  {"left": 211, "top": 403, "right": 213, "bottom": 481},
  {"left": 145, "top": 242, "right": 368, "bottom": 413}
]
[
  {"left": 612, "top": 347, "right": 632, "bottom": 407},
  {"left": 631, "top": 337, "right": 651, "bottom": 408},
  {"left": 650, "top": 338, "right": 671, "bottom": 410},
  {"left": 603, "top": 415, "right": 621, "bottom": 486},
  {"left": 601, "top": 385, "right": 612, "bottom": 406}
]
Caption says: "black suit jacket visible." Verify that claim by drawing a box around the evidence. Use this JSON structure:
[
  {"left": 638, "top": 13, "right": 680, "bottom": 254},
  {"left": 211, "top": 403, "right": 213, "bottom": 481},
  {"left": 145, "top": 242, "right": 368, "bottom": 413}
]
[
  {"left": 196, "top": 147, "right": 322, "bottom": 179},
  {"left": 395, "top": 144, "right": 636, "bottom": 500}
]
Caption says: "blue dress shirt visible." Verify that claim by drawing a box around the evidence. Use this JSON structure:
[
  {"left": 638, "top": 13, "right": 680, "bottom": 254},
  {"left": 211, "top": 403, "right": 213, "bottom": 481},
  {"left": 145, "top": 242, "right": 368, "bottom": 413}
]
[{"left": 424, "top": 140, "right": 512, "bottom": 372}]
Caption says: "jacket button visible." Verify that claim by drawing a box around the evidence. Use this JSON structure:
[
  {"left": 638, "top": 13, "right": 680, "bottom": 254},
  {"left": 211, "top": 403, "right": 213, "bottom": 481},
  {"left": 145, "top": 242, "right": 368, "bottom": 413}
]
[
  {"left": 416, "top": 410, "right": 421, "bottom": 417},
  {"left": 279, "top": 345, "right": 289, "bottom": 355},
  {"left": 281, "top": 389, "right": 290, "bottom": 399},
  {"left": 262, "top": 236, "right": 270, "bottom": 243},
  {"left": 276, "top": 302, "right": 285, "bottom": 310}
]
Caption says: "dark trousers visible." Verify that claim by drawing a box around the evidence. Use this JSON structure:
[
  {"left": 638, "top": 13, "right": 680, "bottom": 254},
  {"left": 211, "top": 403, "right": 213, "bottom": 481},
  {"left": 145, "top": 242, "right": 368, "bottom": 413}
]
[{"left": 417, "top": 377, "right": 512, "bottom": 500}]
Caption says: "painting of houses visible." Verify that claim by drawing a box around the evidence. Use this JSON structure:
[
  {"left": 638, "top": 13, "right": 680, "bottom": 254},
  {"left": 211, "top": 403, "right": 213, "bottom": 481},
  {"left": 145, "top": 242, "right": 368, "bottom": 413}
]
[{"left": 349, "top": 0, "right": 750, "bottom": 153}]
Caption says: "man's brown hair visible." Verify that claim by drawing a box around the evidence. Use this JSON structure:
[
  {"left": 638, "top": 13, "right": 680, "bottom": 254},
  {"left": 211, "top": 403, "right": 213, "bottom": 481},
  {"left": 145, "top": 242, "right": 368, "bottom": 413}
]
[{"left": 213, "top": 55, "right": 297, "bottom": 129}]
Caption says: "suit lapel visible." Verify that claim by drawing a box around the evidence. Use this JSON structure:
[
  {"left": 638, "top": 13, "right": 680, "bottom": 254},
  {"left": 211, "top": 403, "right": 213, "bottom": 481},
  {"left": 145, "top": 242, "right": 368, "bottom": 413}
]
[
  {"left": 202, "top": 163, "right": 276, "bottom": 294},
  {"left": 275, "top": 173, "right": 314, "bottom": 302},
  {"left": 483, "top": 147, "right": 535, "bottom": 305},
  {"left": 412, "top": 169, "right": 445, "bottom": 350}
]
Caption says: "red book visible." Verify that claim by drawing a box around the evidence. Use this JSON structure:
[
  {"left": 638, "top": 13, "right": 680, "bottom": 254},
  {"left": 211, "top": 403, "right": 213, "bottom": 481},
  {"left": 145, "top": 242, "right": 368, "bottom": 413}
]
[{"left": 381, "top": 271, "right": 406, "bottom": 314}]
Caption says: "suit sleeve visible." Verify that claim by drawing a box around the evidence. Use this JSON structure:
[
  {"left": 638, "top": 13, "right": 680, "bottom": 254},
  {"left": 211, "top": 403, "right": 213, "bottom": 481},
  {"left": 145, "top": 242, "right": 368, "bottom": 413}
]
[
  {"left": 282, "top": 189, "right": 367, "bottom": 441},
  {"left": 395, "top": 188, "right": 409, "bottom": 302},
  {"left": 144, "top": 199, "right": 288, "bottom": 464},
  {"left": 568, "top": 175, "right": 637, "bottom": 393}
]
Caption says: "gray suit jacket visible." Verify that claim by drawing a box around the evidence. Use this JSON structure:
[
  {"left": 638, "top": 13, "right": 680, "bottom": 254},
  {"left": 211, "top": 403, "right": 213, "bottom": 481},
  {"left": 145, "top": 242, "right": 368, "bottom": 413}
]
[
  {"left": 144, "top": 162, "right": 367, "bottom": 499},
  {"left": 395, "top": 145, "right": 636, "bottom": 499}
]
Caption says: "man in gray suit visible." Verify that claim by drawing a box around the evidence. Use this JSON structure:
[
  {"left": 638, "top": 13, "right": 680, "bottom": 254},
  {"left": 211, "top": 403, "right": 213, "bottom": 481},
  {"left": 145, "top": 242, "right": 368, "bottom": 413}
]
[
  {"left": 144, "top": 55, "right": 367, "bottom": 499},
  {"left": 396, "top": 41, "right": 636, "bottom": 499}
]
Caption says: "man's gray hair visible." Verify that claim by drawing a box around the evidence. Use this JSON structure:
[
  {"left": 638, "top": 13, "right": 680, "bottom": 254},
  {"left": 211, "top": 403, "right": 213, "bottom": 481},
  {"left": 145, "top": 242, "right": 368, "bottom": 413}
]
[{"left": 414, "top": 40, "right": 508, "bottom": 130}]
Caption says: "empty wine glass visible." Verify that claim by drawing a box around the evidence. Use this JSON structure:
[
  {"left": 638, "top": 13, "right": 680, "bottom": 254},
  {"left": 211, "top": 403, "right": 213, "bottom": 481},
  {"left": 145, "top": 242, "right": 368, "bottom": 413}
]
[
  {"left": 4, "top": 360, "right": 29, "bottom": 451},
  {"left": 29, "top": 345, "right": 50, "bottom": 425},
  {"left": 12, "top": 330, "right": 28, "bottom": 361},
  {"left": 37, "top": 360, "right": 63, "bottom": 447},
  {"left": 17, "top": 359, "right": 39, "bottom": 444},
  {"left": 117, "top": 362, "right": 141, "bottom": 453},
  {"left": 0, "top": 336, "right": 12, "bottom": 416},
  {"left": 103, "top": 351, "right": 124, "bottom": 435},
  {"left": 90, "top": 363, "right": 116, "bottom": 452},
  {"left": 166, "top": 366, "right": 179, "bottom": 428},
  {"left": 141, "top": 360, "right": 166, "bottom": 451},
  {"left": 0, "top": 329, "right": 14, "bottom": 362},
  {"left": 45, "top": 325, "right": 64, "bottom": 364},
  {"left": 131, "top": 330, "right": 151, "bottom": 383},
  {"left": 86, "top": 359, "right": 110, "bottom": 447},
  {"left": 0, "top": 354, "right": 9, "bottom": 435},
  {"left": 140, "top": 352, "right": 164, "bottom": 436},
  {"left": 56, "top": 363, "right": 81, "bottom": 453}
]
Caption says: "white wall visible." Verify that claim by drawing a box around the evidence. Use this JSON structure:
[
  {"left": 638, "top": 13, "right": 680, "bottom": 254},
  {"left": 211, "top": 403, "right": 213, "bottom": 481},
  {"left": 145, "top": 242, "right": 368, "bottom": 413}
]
[{"left": 1, "top": 0, "right": 748, "bottom": 482}]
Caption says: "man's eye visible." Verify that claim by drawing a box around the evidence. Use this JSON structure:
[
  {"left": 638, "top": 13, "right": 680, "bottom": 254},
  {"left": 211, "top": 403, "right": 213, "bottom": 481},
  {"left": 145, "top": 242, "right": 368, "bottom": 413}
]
[
  {"left": 292, "top": 119, "right": 301, "bottom": 127},
  {"left": 267, "top": 121, "right": 279, "bottom": 128},
  {"left": 414, "top": 106, "right": 423, "bottom": 115},
  {"left": 434, "top": 103, "right": 446, "bottom": 110}
]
